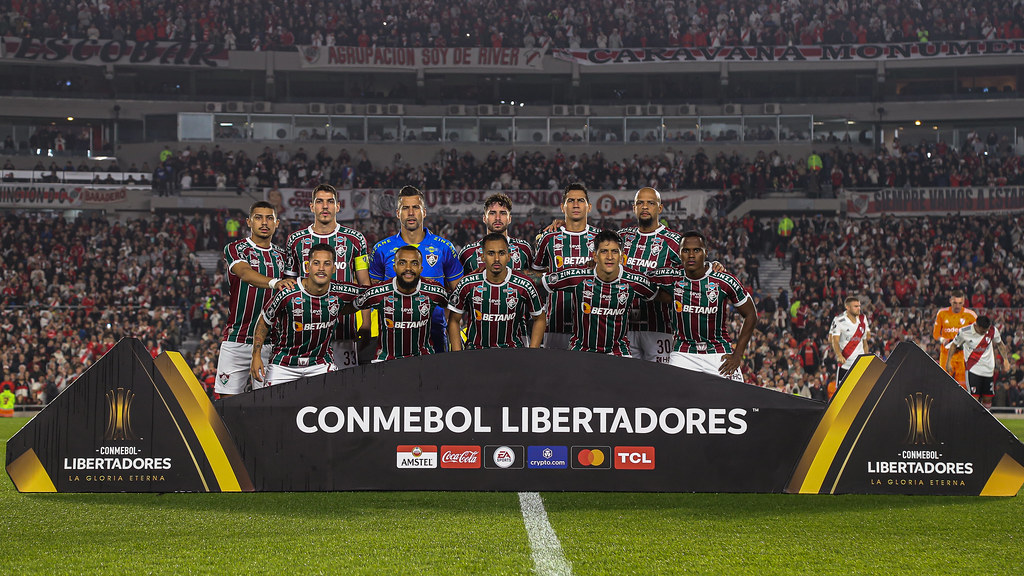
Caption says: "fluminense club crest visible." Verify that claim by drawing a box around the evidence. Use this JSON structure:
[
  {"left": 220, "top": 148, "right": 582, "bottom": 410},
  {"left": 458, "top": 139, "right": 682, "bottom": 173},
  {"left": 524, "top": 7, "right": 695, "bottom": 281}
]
[
  {"left": 706, "top": 283, "right": 719, "bottom": 303},
  {"left": 426, "top": 253, "right": 439, "bottom": 267}
]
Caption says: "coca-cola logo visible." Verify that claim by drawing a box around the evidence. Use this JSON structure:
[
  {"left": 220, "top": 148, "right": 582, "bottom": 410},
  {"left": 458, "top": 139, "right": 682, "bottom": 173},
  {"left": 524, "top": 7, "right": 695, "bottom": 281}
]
[{"left": 439, "top": 445, "right": 482, "bottom": 469}]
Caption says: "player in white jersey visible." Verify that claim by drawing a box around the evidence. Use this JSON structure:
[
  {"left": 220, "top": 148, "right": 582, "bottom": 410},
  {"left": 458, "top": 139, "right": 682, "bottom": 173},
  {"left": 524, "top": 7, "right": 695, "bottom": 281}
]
[
  {"left": 947, "top": 315, "right": 1011, "bottom": 409},
  {"left": 215, "top": 201, "right": 296, "bottom": 396},
  {"left": 828, "top": 295, "right": 871, "bottom": 389}
]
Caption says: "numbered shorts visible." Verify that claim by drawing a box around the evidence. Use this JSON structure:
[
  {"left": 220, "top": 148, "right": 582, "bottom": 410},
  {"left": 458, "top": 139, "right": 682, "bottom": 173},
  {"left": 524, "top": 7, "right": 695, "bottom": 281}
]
[
  {"left": 215, "top": 341, "right": 271, "bottom": 395},
  {"left": 967, "top": 372, "right": 994, "bottom": 397},
  {"left": 668, "top": 351, "right": 744, "bottom": 383},
  {"left": 627, "top": 331, "right": 673, "bottom": 364},
  {"left": 331, "top": 339, "right": 360, "bottom": 370},
  {"left": 265, "top": 362, "right": 335, "bottom": 388}
]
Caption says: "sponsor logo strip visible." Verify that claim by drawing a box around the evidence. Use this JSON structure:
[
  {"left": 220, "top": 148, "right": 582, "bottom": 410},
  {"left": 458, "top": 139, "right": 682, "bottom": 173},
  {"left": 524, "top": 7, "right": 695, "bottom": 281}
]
[
  {"left": 571, "top": 446, "right": 611, "bottom": 469},
  {"left": 614, "top": 446, "right": 656, "bottom": 470},
  {"left": 440, "top": 445, "right": 482, "bottom": 469},
  {"left": 527, "top": 446, "right": 568, "bottom": 469},
  {"left": 484, "top": 445, "right": 524, "bottom": 469},
  {"left": 396, "top": 445, "right": 437, "bottom": 469}
]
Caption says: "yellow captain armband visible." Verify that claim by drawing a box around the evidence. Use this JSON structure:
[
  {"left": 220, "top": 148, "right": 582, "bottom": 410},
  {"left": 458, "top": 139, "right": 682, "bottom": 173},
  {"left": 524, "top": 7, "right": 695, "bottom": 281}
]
[{"left": 354, "top": 254, "right": 369, "bottom": 271}]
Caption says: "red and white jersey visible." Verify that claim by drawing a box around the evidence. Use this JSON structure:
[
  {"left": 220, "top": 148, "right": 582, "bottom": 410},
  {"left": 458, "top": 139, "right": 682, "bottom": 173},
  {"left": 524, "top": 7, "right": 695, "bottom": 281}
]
[
  {"left": 829, "top": 313, "right": 871, "bottom": 369},
  {"left": 952, "top": 324, "right": 1003, "bottom": 377}
]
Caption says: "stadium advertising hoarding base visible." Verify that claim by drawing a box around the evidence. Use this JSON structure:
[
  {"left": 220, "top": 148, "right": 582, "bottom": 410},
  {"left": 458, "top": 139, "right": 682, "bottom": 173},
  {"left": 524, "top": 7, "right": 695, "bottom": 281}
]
[{"left": 6, "top": 339, "right": 1024, "bottom": 495}]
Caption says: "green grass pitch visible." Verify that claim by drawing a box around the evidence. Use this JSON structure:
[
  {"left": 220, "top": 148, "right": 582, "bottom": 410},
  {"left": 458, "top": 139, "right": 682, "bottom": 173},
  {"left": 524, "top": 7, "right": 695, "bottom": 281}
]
[{"left": 2, "top": 417, "right": 1023, "bottom": 575}]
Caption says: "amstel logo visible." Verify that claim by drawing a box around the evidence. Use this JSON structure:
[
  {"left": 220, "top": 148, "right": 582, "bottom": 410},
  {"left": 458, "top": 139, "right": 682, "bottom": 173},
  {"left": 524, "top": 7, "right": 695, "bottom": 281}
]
[
  {"left": 104, "top": 387, "right": 137, "bottom": 441},
  {"left": 904, "top": 392, "right": 936, "bottom": 445}
]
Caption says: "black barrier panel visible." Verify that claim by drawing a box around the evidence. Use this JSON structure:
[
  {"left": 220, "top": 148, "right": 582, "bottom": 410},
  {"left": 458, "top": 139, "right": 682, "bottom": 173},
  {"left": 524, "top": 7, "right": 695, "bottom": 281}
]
[
  {"left": 5, "top": 339, "right": 253, "bottom": 493},
  {"left": 218, "top": 348, "right": 826, "bottom": 492},
  {"left": 8, "top": 339, "right": 1024, "bottom": 495},
  {"left": 786, "top": 345, "right": 1024, "bottom": 495}
]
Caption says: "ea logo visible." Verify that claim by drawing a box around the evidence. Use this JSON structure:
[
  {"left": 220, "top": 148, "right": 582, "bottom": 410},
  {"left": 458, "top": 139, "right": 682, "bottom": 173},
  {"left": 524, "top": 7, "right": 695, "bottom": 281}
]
[{"left": 493, "top": 446, "right": 516, "bottom": 468}]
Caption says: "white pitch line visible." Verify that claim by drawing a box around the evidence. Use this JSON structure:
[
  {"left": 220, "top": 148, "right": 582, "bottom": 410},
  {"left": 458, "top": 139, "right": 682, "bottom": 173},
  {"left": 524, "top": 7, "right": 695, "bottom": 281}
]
[{"left": 518, "top": 491, "right": 573, "bottom": 576}]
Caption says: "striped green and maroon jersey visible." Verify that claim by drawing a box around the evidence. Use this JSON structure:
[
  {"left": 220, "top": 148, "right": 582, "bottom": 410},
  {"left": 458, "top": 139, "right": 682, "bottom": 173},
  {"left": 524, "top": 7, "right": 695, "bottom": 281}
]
[
  {"left": 284, "top": 224, "right": 368, "bottom": 340},
  {"left": 355, "top": 278, "right": 448, "bottom": 362},
  {"left": 448, "top": 269, "right": 546, "bottom": 349},
  {"left": 649, "top": 266, "right": 751, "bottom": 354},
  {"left": 542, "top": 267, "right": 657, "bottom": 356},
  {"left": 222, "top": 237, "right": 288, "bottom": 344},
  {"left": 458, "top": 237, "right": 535, "bottom": 275},
  {"left": 531, "top": 225, "right": 599, "bottom": 334},
  {"left": 261, "top": 281, "right": 361, "bottom": 367},
  {"left": 617, "top": 226, "right": 683, "bottom": 333}
]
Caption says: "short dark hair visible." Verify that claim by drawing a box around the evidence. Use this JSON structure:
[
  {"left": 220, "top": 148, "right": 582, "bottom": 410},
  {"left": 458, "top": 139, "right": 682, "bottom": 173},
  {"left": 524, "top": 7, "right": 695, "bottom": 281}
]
[
  {"left": 681, "top": 230, "right": 707, "bottom": 248},
  {"left": 594, "top": 229, "right": 622, "bottom": 250},
  {"left": 308, "top": 242, "right": 334, "bottom": 260},
  {"left": 249, "top": 200, "right": 276, "bottom": 217},
  {"left": 312, "top": 183, "right": 337, "bottom": 199},
  {"left": 951, "top": 289, "right": 965, "bottom": 299},
  {"left": 975, "top": 315, "right": 991, "bottom": 331},
  {"left": 396, "top": 185, "right": 425, "bottom": 210},
  {"left": 844, "top": 295, "right": 860, "bottom": 305},
  {"left": 395, "top": 245, "right": 422, "bottom": 259},
  {"left": 481, "top": 232, "right": 509, "bottom": 250},
  {"left": 562, "top": 182, "right": 589, "bottom": 202},
  {"left": 484, "top": 193, "right": 512, "bottom": 212}
]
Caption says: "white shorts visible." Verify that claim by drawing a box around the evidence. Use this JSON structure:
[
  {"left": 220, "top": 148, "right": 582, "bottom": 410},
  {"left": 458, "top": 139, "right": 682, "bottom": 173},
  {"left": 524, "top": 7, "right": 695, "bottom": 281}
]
[
  {"left": 669, "top": 351, "right": 744, "bottom": 383},
  {"left": 627, "top": 331, "right": 674, "bottom": 363},
  {"left": 332, "top": 339, "right": 360, "bottom": 370},
  {"left": 215, "top": 341, "right": 271, "bottom": 395},
  {"left": 543, "top": 332, "right": 572, "bottom": 350},
  {"left": 265, "top": 363, "right": 334, "bottom": 388}
]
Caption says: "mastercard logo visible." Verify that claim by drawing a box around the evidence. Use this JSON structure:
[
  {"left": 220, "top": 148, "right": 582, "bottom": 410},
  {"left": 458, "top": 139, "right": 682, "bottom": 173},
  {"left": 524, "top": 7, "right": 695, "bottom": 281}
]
[{"left": 572, "top": 446, "right": 611, "bottom": 469}]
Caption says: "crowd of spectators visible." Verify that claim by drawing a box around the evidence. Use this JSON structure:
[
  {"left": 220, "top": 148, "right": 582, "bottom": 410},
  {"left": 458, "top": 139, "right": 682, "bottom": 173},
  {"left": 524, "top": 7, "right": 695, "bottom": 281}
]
[
  {"left": 3, "top": 0, "right": 1023, "bottom": 51},
  {"left": 151, "top": 134, "right": 1024, "bottom": 204},
  {"left": 3, "top": 206, "right": 1023, "bottom": 409}
]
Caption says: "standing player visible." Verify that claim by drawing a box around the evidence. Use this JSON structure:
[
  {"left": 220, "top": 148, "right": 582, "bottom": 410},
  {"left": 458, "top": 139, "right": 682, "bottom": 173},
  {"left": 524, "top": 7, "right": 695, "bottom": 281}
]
[
  {"left": 215, "top": 201, "right": 295, "bottom": 397},
  {"left": 283, "top": 184, "right": 370, "bottom": 370},
  {"left": 448, "top": 233, "right": 546, "bottom": 351},
  {"left": 542, "top": 230, "right": 658, "bottom": 356},
  {"left": 947, "top": 316, "right": 1012, "bottom": 409},
  {"left": 650, "top": 231, "right": 757, "bottom": 382},
  {"left": 934, "top": 289, "right": 977, "bottom": 390},
  {"left": 618, "top": 187, "right": 683, "bottom": 363},
  {"left": 251, "top": 243, "right": 362, "bottom": 387},
  {"left": 369, "top": 186, "right": 462, "bottom": 353},
  {"left": 828, "top": 295, "right": 871, "bottom": 389},
  {"left": 458, "top": 193, "right": 535, "bottom": 274},
  {"left": 356, "top": 245, "right": 449, "bottom": 362},
  {"left": 531, "top": 183, "right": 599, "bottom": 350}
]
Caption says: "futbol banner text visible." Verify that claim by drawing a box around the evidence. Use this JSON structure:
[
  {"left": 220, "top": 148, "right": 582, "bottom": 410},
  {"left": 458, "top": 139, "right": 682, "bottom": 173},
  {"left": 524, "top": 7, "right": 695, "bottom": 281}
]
[
  {"left": 299, "top": 46, "right": 545, "bottom": 70},
  {"left": 846, "top": 186, "right": 1024, "bottom": 216}
]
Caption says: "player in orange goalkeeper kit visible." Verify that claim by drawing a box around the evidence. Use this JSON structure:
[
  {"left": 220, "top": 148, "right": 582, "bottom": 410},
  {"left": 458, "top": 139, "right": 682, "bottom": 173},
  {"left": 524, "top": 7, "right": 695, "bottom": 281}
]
[{"left": 933, "top": 289, "right": 977, "bottom": 389}]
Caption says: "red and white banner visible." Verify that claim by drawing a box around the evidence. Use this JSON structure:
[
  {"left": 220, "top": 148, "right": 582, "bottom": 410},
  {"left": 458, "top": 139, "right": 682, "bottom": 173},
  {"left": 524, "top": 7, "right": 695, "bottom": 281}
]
[
  {"left": 1, "top": 37, "right": 229, "bottom": 67},
  {"left": 0, "top": 183, "right": 143, "bottom": 208},
  {"left": 555, "top": 40, "right": 1024, "bottom": 65},
  {"left": 845, "top": 187, "right": 1024, "bottom": 217},
  {"left": 299, "top": 46, "right": 545, "bottom": 70}
]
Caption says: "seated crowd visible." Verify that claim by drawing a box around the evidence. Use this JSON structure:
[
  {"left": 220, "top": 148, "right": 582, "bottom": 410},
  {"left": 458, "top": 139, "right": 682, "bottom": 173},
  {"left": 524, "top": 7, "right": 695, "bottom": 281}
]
[{"left": 3, "top": 0, "right": 1022, "bottom": 50}]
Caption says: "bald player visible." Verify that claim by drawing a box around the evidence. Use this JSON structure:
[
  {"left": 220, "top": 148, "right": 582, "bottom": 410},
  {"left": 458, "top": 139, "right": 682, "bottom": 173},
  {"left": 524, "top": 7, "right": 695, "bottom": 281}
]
[{"left": 934, "top": 289, "right": 977, "bottom": 389}]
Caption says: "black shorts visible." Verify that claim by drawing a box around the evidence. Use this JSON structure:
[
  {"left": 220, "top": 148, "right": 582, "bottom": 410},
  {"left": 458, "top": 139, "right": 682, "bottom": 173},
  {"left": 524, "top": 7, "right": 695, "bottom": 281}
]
[
  {"left": 836, "top": 366, "right": 850, "bottom": 388},
  {"left": 967, "top": 372, "right": 994, "bottom": 397}
]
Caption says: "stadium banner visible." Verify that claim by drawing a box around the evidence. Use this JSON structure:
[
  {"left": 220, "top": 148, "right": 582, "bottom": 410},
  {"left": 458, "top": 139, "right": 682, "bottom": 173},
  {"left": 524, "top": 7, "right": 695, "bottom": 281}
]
[
  {"left": 554, "top": 40, "right": 1024, "bottom": 65},
  {"left": 0, "top": 37, "right": 228, "bottom": 67},
  {"left": 299, "top": 46, "right": 545, "bottom": 70},
  {"left": 330, "top": 188, "right": 712, "bottom": 219},
  {"left": 269, "top": 187, "right": 357, "bottom": 221},
  {"left": 845, "top": 186, "right": 1024, "bottom": 216},
  {"left": 0, "top": 183, "right": 150, "bottom": 209},
  {"left": 8, "top": 339, "right": 1024, "bottom": 494}
]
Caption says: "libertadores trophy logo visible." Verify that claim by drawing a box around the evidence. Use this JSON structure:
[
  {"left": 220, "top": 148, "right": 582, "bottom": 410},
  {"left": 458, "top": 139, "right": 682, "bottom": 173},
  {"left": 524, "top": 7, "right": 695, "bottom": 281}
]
[
  {"left": 904, "top": 392, "right": 936, "bottom": 445},
  {"left": 104, "top": 387, "right": 137, "bottom": 441}
]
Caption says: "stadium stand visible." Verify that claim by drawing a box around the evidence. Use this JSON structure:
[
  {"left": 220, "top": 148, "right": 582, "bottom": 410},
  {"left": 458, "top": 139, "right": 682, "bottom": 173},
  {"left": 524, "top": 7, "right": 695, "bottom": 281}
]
[{"left": 5, "top": 0, "right": 1022, "bottom": 49}]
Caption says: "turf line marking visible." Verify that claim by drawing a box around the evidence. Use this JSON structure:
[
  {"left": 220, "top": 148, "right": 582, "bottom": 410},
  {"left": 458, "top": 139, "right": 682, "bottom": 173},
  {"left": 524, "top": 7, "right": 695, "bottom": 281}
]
[{"left": 518, "top": 492, "right": 573, "bottom": 576}]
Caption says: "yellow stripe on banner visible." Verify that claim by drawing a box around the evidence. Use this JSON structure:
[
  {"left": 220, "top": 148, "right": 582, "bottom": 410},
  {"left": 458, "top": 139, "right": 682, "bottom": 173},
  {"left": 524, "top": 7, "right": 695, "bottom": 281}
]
[
  {"left": 6, "top": 449, "right": 56, "bottom": 493},
  {"left": 788, "top": 356, "right": 883, "bottom": 494},
  {"left": 155, "top": 353, "right": 254, "bottom": 492},
  {"left": 980, "top": 453, "right": 1024, "bottom": 497}
]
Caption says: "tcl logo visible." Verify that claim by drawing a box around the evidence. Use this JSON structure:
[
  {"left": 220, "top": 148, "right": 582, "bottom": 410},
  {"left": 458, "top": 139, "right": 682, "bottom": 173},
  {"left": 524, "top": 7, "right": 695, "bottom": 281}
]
[
  {"left": 614, "top": 446, "right": 655, "bottom": 470},
  {"left": 440, "top": 445, "right": 481, "bottom": 469}
]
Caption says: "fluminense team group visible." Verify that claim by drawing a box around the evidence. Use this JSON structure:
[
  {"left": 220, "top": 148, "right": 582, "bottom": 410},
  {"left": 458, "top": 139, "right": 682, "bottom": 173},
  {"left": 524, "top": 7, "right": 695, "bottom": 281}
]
[{"left": 215, "top": 183, "right": 1008, "bottom": 407}]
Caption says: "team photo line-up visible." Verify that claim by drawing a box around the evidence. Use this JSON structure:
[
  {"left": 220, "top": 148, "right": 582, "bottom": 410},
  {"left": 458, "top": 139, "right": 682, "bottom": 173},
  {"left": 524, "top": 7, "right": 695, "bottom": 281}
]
[{"left": 216, "top": 182, "right": 1011, "bottom": 407}]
